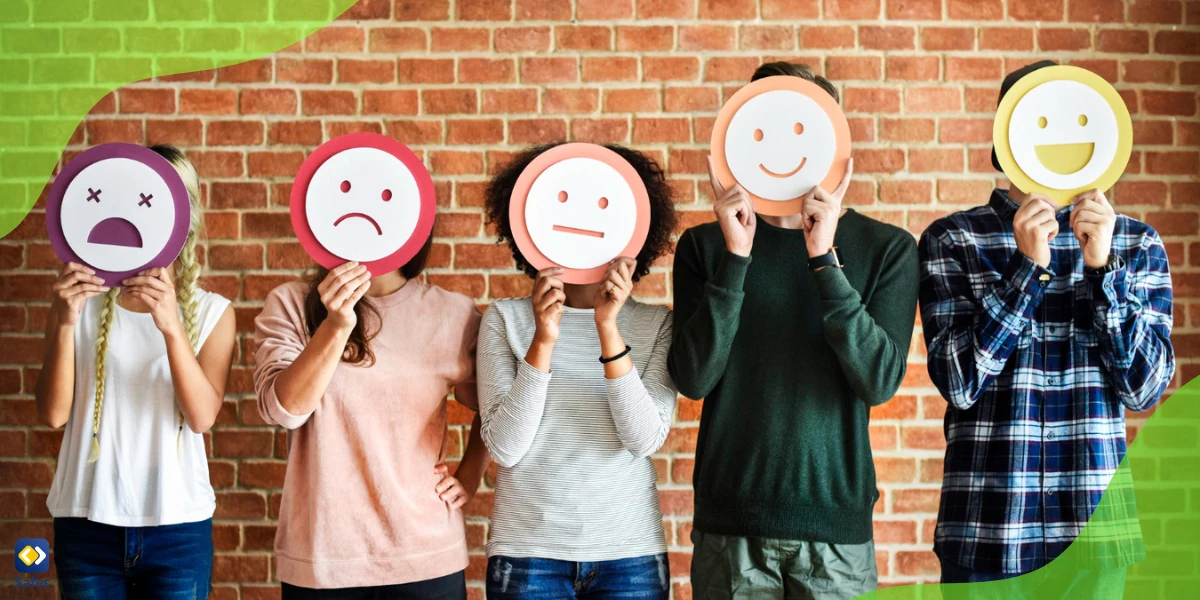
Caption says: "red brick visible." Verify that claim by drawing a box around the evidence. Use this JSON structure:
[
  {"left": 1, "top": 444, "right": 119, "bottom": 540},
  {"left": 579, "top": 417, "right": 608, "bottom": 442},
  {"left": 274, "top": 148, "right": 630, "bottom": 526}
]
[
  {"left": 1144, "top": 91, "right": 1197, "bottom": 116},
  {"left": 363, "top": 90, "right": 419, "bottom": 115},
  {"left": 542, "top": 89, "right": 599, "bottom": 114},
  {"left": 665, "top": 87, "right": 719, "bottom": 112},
  {"left": 397, "top": 58, "right": 454, "bottom": 84},
  {"left": 889, "top": 0, "right": 940, "bottom": 19},
  {"left": 801, "top": 25, "right": 855, "bottom": 50},
  {"left": 206, "top": 120, "right": 264, "bottom": 146},
  {"left": 825, "top": 0, "right": 881, "bottom": 19},
  {"left": 881, "top": 118, "right": 935, "bottom": 143},
  {"left": 368, "top": 27, "right": 427, "bottom": 52},
  {"left": 1011, "top": 0, "right": 1065, "bottom": 21},
  {"left": 337, "top": 59, "right": 395, "bottom": 84},
  {"left": 861, "top": 26, "right": 916, "bottom": 50},
  {"left": 572, "top": 118, "right": 630, "bottom": 143},
  {"left": 180, "top": 89, "right": 236, "bottom": 115},
  {"left": 522, "top": 57, "right": 578, "bottom": 83},
  {"left": 239, "top": 90, "right": 297, "bottom": 115},
  {"left": 680, "top": 25, "right": 735, "bottom": 51},
  {"left": 637, "top": 0, "right": 694, "bottom": 19},
  {"left": 582, "top": 57, "right": 638, "bottom": 82},
  {"left": 1038, "top": 28, "right": 1092, "bottom": 51},
  {"left": 431, "top": 27, "right": 490, "bottom": 52},
  {"left": 510, "top": 118, "right": 567, "bottom": 144},
  {"left": 556, "top": 26, "right": 613, "bottom": 51},
  {"left": 887, "top": 56, "right": 940, "bottom": 81},
  {"left": 1130, "top": 0, "right": 1184, "bottom": 24},
  {"left": 844, "top": 87, "right": 900, "bottom": 113},
  {"left": 300, "top": 90, "right": 356, "bottom": 116},
  {"left": 1155, "top": 31, "right": 1199, "bottom": 55},
  {"left": 395, "top": 0, "right": 449, "bottom": 20},
  {"left": 119, "top": 88, "right": 175, "bottom": 114},
  {"left": 446, "top": 119, "right": 505, "bottom": 145},
  {"left": 828, "top": 56, "right": 882, "bottom": 81},
  {"left": 633, "top": 117, "right": 690, "bottom": 143},
  {"left": 921, "top": 26, "right": 973, "bottom": 51},
  {"left": 495, "top": 26, "right": 551, "bottom": 52},
  {"left": 1099, "top": 30, "right": 1150, "bottom": 53},
  {"left": 423, "top": 89, "right": 478, "bottom": 115},
  {"left": 579, "top": 0, "right": 634, "bottom": 19},
  {"left": 1068, "top": 0, "right": 1124, "bottom": 22},
  {"left": 431, "top": 151, "right": 484, "bottom": 175},
  {"left": 643, "top": 57, "right": 700, "bottom": 82},
  {"left": 617, "top": 26, "right": 674, "bottom": 51},
  {"left": 980, "top": 27, "right": 1034, "bottom": 51},
  {"left": 740, "top": 25, "right": 796, "bottom": 50},
  {"left": 86, "top": 119, "right": 144, "bottom": 144},
  {"left": 949, "top": 0, "right": 1001, "bottom": 19},
  {"left": 268, "top": 120, "right": 323, "bottom": 146},
  {"left": 481, "top": 89, "right": 538, "bottom": 114},
  {"left": 277, "top": 58, "right": 333, "bottom": 84},
  {"left": 946, "top": 57, "right": 1002, "bottom": 81}
]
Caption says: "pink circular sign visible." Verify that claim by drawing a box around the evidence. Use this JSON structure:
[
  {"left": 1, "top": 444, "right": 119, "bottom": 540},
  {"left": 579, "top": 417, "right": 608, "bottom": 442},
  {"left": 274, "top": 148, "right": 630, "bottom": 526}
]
[
  {"left": 509, "top": 143, "right": 651, "bottom": 285},
  {"left": 290, "top": 133, "right": 436, "bottom": 276},
  {"left": 45, "top": 143, "right": 192, "bottom": 287}
]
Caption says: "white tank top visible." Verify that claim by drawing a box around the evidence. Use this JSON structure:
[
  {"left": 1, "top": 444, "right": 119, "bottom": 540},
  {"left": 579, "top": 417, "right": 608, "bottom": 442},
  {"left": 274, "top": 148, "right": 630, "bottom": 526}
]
[{"left": 47, "top": 290, "right": 231, "bottom": 527}]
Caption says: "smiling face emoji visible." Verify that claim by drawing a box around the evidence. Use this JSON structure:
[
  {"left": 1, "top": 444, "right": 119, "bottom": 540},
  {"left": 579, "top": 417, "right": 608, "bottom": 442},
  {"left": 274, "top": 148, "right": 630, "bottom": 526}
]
[
  {"left": 993, "top": 65, "right": 1132, "bottom": 204},
  {"left": 46, "top": 144, "right": 192, "bottom": 285},
  {"left": 291, "top": 133, "right": 436, "bottom": 276},
  {"left": 710, "top": 76, "right": 852, "bottom": 216},
  {"left": 509, "top": 144, "right": 652, "bottom": 284}
]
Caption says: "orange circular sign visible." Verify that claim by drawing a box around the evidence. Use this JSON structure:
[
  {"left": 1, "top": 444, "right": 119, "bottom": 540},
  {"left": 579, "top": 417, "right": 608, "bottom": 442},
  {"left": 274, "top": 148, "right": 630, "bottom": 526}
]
[{"left": 710, "top": 76, "right": 852, "bottom": 216}]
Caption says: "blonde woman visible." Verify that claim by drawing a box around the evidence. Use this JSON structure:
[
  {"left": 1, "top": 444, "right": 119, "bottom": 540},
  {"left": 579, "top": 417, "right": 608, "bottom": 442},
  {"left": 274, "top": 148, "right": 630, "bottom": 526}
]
[{"left": 37, "top": 145, "right": 236, "bottom": 598}]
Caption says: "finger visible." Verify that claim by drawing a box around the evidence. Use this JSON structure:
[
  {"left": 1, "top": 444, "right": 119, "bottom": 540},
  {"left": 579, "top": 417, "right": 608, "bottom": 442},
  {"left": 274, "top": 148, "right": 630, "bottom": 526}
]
[
  {"left": 329, "top": 281, "right": 361, "bottom": 309},
  {"left": 706, "top": 156, "right": 726, "bottom": 198},
  {"left": 832, "top": 157, "right": 854, "bottom": 199},
  {"left": 63, "top": 262, "right": 95, "bottom": 276},
  {"left": 123, "top": 275, "right": 171, "bottom": 293},
  {"left": 435, "top": 477, "right": 454, "bottom": 494},
  {"left": 53, "top": 271, "right": 89, "bottom": 291},
  {"left": 328, "top": 264, "right": 368, "bottom": 293},
  {"left": 450, "top": 493, "right": 469, "bottom": 509},
  {"left": 434, "top": 463, "right": 448, "bottom": 474},
  {"left": 616, "top": 259, "right": 634, "bottom": 284},
  {"left": 61, "top": 284, "right": 110, "bottom": 299}
]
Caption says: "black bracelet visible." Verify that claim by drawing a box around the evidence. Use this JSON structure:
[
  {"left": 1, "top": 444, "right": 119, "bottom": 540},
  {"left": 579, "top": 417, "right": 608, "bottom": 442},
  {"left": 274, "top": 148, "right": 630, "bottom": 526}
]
[{"left": 600, "top": 345, "right": 632, "bottom": 364}]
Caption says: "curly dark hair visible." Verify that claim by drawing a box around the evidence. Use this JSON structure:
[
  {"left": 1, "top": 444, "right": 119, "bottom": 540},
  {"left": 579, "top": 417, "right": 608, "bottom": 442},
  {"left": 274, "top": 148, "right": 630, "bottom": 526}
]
[{"left": 484, "top": 143, "right": 678, "bottom": 282}]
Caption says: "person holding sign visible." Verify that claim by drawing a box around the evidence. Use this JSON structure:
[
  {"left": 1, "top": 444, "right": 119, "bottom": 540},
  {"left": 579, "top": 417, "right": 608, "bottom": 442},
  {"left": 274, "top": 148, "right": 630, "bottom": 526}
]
[
  {"left": 920, "top": 62, "right": 1174, "bottom": 592},
  {"left": 253, "top": 134, "right": 488, "bottom": 598},
  {"left": 669, "top": 62, "right": 919, "bottom": 599},
  {"left": 37, "top": 145, "right": 236, "bottom": 598},
  {"left": 477, "top": 143, "right": 678, "bottom": 598}
]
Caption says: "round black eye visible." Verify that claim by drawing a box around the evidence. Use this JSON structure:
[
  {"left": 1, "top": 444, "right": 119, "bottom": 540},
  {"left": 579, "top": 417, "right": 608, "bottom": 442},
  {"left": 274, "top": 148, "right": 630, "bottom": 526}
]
[
  {"left": 558, "top": 191, "right": 568, "bottom": 202},
  {"left": 340, "top": 180, "right": 351, "bottom": 193},
  {"left": 381, "top": 189, "right": 392, "bottom": 201}
]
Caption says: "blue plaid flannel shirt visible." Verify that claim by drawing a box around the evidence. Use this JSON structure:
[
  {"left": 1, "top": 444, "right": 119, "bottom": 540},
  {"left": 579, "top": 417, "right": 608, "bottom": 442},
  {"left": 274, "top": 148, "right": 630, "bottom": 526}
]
[{"left": 918, "top": 189, "right": 1175, "bottom": 574}]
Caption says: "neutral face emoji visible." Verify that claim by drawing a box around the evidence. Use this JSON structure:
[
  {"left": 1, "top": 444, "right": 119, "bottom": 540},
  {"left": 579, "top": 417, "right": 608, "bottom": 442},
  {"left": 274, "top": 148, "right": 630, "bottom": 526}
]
[
  {"left": 1008, "top": 79, "right": 1120, "bottom": 191},
  {"left": 724, "top": 89, "right": 839, "bottom": 202},
  {"left": 523, "top": 157, "right": 638, "bottom": 270},
  {"left": 60, "top": 158, "right": 177, "bottom": 273},
  {"left": 304, "top": 147, "right": 421, "bottom": 263}
]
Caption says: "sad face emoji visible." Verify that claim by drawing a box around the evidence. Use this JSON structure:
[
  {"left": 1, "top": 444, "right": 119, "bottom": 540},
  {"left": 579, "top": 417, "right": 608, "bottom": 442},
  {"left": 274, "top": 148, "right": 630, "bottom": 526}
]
[
  {"left": 993, "top": 65, "right": 1132, "bottom": 205},
  {"left": 509, "top": 144, "right": 651, "bottom": 284},
  {"left": 291, "top": 133, "right": 435, "bottom": 275},
  {"left": 46, "top": 144, "right": 191, "bottom": 286},
  {"left": 710, "top": 76, "right": 852, "bottom": 216}
]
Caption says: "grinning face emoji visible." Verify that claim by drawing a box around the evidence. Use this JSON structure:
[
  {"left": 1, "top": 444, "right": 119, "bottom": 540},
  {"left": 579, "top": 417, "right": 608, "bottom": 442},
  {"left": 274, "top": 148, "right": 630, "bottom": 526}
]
[
  {"left": 291, "top": 133, "right": 436, "bottom": 276},
  {"left": 509, "top": 144, "right": 651, "bottom": 284},
  {"left": 46, "top": 144, "right": 191, "bottom": 286},
  {"left": 710, "top": 76, "right": 852, "bottom": 216},
  {"left": 993, "top": 65, "right": 1132, "bottom": 205}
]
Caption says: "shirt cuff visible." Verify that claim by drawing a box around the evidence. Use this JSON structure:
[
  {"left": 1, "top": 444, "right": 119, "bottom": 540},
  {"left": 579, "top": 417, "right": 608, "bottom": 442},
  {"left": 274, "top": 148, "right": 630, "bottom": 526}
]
[
  {"left": 265, "top": 383, "right": 314, "bottom": 431},
  {"left": 1086, "top": 260, "right": 1128, "bottom": 309},
  {"left": 710, "top": 251, "right": 752, "bottom": 292},
  {"left": 1004, "top": 251, "right": 1053, "bottom": 302},
  {"left": 812, "top": 263, "right": 856, "bottom": 303}
]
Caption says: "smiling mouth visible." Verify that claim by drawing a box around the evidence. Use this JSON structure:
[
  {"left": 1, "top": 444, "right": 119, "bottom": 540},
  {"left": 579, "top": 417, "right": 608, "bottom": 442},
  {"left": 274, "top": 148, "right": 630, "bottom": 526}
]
[
  {"left": 758, "top": 157, "right": 808, "bottom": 179},
  {"left": 1034, "top": 142, "right": 1095, "bottom": 175},
  {"left": 552, "top": 225, "right": 605, "bottom": 238},
  {"left": 334, "top": 212, "right": 382, "bottom": 235}
]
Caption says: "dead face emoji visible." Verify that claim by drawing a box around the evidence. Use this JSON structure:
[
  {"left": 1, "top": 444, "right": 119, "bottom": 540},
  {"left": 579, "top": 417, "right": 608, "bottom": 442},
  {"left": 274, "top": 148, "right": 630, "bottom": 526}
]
[
  {"left": 291, "top": 133, "right": 436, "bottom": 275},
  {"left": 509, "top": 144, "right": 651, "bottom": 284},
  {"left": 46, "top": 144, "right": 192, "bottom": 286}
]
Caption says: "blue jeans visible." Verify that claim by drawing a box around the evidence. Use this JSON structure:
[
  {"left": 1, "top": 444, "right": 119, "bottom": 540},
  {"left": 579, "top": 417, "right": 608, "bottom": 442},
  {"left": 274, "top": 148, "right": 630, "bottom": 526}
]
[
  {"left": 486, "top": 554, "right": 669, "bottom": 599},
  {"left": 53, "top": 517, "right": 213, "bottom": 600},
  {"left": 939, "top": 557, "right": 1126, "bottom": 599}
]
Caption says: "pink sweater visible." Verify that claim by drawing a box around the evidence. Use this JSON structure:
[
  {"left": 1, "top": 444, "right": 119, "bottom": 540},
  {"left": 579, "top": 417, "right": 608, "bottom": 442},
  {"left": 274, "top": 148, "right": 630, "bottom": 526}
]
[{"left": 253, "top": 280, "right": 480, "bottom": 588}]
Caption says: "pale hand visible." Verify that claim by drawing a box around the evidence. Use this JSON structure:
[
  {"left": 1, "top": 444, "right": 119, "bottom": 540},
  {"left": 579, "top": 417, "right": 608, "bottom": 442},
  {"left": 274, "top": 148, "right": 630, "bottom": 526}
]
[
  {"left": 51, "top": 263, "right": 109, "bottom": 327},
  {"left": 531, "top": 267, "right": 565, "bottom": 345},
  {"left": 123, "top": 268, "right": 185, "bottom": 337},
  {"left": 318, "top": 262, "right": 371, "bottom": 333},
  {"left": 801, "top": 158, "right": 854, "bottom": 258},
  {"left": 707, "top": 156, "right": 756, "bottom": 257},
  {"left": 595, "top": 257, "right": 635, "bottom": 328},
  {"left": 434, "top": 463, "right": 476, "bottom": 510},
  {"left": 1069, "top": 189, "right": 1116, "bottom": 269},
  {"left": 1013, "top": 195, "right": 1059, "bottom": 269}
]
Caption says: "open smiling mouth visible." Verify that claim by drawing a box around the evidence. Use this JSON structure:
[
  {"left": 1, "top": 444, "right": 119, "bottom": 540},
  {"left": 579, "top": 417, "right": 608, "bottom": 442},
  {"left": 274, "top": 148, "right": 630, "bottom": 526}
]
[
  {"left": 758, "top": 157, "right": 808, "bottom": 178},
  {"left": 1034, "top": 142, "right": 1095, "bottom": 175},
  {"left": 552, "top": 225, "right": 605, "bottom": 238},
  {"left": 334, "top": 212, "right": 382, "bottom": 235}
]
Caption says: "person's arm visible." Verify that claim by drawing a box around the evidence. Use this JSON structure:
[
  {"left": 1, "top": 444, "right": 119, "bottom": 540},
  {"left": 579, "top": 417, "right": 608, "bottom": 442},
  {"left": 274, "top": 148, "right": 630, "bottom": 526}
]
[
  {"left": 919, "top": 226, "right": 1051, "bottom": 410},
  {"left": 437, "top": 308, "right": 490, "bottom": 506},
  {"left": 604, "top": 311, "right": 678, "bottom": 458},
  {"left": 476, "top": 304, "right": 552, "bottom": 468},
  {"left": 36, "top": 263, "right": 109, "bottom": 428},
  {"left": 1087, "top": 229, "right": 1175, "bottom": 411},
  {"left": 667, "top": 229, "right": 750, "bottom": 400},
  {"left": 813, "top": 236, "right": 918, "bottom": 406}
]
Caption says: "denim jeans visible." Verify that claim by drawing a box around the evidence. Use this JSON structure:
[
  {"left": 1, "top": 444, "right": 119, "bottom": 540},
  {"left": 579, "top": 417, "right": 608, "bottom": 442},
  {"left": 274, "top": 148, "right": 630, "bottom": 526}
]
[
  {"left": 486, "top": 554, "right": 669, "bottom": 599},
  {"left": 939, "top": 557, "right": 1126, "bottom": 599},
  {"left": 281, "top": 570, "right": 466, "bottom": 599},
  {"left": 53, "top": 517, "right": 213, "bottom": 600}
]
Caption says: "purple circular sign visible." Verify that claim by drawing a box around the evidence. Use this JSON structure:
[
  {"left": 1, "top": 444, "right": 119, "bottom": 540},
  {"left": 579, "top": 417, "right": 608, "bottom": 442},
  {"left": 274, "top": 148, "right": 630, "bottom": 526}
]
[{"left": 46, "top": 144, "right": 192, "bottom": 287}]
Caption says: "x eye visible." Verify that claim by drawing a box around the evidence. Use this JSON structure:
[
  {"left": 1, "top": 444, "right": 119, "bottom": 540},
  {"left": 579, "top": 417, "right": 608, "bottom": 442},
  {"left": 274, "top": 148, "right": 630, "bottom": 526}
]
[
  {"left": 138, "top": 193, "right": 153, "bottom": 208},
  {"left": 753, "top": 129, "right": 764, "bottom": 142},
  {"left": 794, "top": 122, "right": 804, "bottom": 135},
  {"left": 557, "top": 191, "right": 568, "bottom": 203},
  {"left": 1077, "top": 114, "right": 1088, "bottom": 126},
  {"left": 340, "top": 180, "right": 351, "bottom": 193},
  {"left": 86, "top": 188, "right": 102, "bottom": 203},
  {"left": 1037, "top": 116, "right": 1048, "bottom": 129},
  {"left": 381, "top": 189, "right": 393, "bottom": 202},
  {"left": 598, "top": 197, "right": 609, "bottom": 209}
]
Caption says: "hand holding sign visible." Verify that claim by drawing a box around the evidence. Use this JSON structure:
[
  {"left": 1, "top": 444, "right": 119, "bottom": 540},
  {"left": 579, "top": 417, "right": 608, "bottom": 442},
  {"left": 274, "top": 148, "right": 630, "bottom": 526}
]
[
  {"left": 710, "top": 76, "right": 852, "bottom": 216},
  {"left": 290, "top": 133, "right": 435, "bottom": 276}
]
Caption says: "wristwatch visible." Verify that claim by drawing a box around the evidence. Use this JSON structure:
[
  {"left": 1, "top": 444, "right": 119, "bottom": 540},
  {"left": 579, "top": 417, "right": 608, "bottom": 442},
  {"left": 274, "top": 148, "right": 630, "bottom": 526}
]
[
  {"left": 808, "top": 247, "right": 843, "bottom": 272},
  {"left": 1084, "top": 253, "right": 1122, "bottom": 276}
]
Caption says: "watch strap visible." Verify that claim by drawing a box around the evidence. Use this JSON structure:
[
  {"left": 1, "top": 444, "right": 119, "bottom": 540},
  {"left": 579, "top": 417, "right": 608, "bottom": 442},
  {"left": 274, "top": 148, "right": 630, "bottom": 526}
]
[{"left": 808, "top": 247, "right": 842, "bottom": 271}]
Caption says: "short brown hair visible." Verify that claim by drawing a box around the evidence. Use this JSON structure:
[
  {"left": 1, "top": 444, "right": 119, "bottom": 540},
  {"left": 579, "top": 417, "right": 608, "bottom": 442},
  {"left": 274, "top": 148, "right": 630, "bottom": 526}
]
[{"left": 751, "top": 62, "right": 839, "bottom": 103}]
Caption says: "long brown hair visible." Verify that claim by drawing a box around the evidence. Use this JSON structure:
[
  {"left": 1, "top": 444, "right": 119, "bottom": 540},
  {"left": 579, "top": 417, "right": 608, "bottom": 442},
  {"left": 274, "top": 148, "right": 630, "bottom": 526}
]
[{"left": 302, "top": 236, "right": 433, "bottom": 366}]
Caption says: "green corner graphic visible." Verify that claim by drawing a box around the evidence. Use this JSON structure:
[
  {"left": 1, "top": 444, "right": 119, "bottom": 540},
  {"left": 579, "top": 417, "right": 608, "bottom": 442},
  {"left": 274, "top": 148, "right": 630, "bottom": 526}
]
[{"left": 0, "top": 0, "right": 358, "bottom": 238}]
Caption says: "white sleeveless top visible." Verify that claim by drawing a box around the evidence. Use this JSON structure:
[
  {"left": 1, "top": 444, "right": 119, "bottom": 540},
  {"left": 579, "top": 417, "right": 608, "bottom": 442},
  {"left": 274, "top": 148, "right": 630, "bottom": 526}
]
[{"left": 47, "top": 290, "right": 231, "bottom": 527}]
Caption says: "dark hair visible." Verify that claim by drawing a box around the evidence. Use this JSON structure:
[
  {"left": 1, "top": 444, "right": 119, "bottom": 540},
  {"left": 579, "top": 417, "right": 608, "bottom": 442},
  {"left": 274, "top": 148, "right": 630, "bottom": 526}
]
[
  {"left": 485, "top": 143, "right": 677, "bottom": 282},
  {"left": 991, "top": 60, "right": 1058, "bottom": 171},
  {"left": 751, "top": 61, "right": 839, "bottom": 103},
  {"left": 302, "top": 235, "right": 433, "bottom": 366}
]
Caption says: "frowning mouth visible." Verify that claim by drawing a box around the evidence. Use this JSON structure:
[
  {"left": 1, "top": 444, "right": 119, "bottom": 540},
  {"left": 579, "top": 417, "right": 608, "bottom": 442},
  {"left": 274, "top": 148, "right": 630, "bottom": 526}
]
[
  {"left": 552, "top": 225, "right": 605, "bottom": 238},
  {"left": 334, "top": 212, "right": 382, "bottom": 235},
  {"left": 759, "top": 157, "right": 808, "bottom": 179}
]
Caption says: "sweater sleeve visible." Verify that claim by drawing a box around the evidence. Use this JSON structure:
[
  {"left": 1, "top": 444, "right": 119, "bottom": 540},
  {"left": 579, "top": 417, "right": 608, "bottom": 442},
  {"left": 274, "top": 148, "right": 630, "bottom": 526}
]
[
  {"left": 476, "top": 304, "right": 551, "bottom": 468},
  {"left": 813, "top": 235, "right": 919, "bottom": 406},
  {"left": 606, "top": 311, "right": 678, "bottom": 458},
  {"left": 667, "top": 228, "right": 751, "bottom": 400},
  {"left": 253, "top": 285, "right": 315, "bottom": 430}
]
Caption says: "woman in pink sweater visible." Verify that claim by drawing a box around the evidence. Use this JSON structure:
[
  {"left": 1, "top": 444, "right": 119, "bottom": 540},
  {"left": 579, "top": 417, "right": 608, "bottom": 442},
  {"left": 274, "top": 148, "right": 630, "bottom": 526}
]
[{"left": 253, "top": 239, "right": 488, "bottom": 599}]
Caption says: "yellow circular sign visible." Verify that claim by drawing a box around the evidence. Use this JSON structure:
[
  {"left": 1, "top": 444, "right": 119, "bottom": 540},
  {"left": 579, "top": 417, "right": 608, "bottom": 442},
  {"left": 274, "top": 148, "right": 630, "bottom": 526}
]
[{"left": 993, "top": 65, "right": 1132, "bottom": 205}]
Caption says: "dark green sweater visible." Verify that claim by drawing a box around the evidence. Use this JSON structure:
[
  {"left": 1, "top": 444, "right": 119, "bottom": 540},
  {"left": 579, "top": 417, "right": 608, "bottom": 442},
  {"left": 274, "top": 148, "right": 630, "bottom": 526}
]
[{"left": 668, "top": 211, "right": 919, "bottom": 544}]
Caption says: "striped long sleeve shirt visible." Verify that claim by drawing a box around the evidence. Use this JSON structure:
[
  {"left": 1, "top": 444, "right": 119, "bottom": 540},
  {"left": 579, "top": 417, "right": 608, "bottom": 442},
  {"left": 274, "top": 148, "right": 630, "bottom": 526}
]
[
  {"left": 919, "top": 189, "right": 1174, "bottom": 574},
  {"left": 477, "top": 297, "right": 677, "bottom": 561}
]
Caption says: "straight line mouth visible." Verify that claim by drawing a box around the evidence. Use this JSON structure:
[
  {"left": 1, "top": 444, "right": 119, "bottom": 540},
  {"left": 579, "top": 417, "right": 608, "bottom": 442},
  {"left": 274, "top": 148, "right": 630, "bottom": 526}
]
[
  {"left": 552, "top": 224, "right": 605, "bottom": 238},
  {"left": 759, "top": 156, "right": 808, "bottom": 178},
  {"left": 334, "top": 212, "right": 382, "bottom": 235}
]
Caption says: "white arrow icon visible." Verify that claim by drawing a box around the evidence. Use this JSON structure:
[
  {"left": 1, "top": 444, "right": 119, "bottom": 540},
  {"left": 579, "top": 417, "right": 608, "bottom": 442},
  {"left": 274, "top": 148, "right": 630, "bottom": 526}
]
[
  {"left": 18, "top": 545, "right": 46, "bottom": 566},
  {"left": 34, "top": 546, "right": 47, "bottom": 565}
]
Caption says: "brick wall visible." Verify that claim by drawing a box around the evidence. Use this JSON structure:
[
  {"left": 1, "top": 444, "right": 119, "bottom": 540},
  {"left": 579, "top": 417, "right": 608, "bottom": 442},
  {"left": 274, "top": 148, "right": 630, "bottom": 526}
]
[{"left": 2, "top": 1, "right": 1198, "bottom": 598}]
